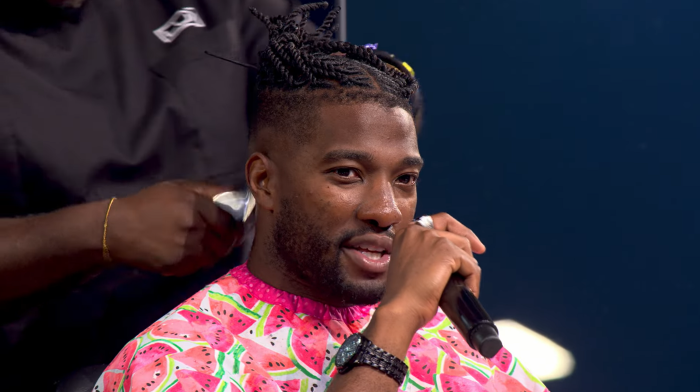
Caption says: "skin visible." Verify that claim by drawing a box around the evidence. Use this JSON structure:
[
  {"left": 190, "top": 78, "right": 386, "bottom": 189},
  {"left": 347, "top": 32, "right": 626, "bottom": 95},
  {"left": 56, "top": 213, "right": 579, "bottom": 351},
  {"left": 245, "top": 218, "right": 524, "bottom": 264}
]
[
  {"left": 0, "top": 181, "right": 239, "bottom": 301},
  {"left": 246, "top": 102, "right": 486, "bottom": 392}
]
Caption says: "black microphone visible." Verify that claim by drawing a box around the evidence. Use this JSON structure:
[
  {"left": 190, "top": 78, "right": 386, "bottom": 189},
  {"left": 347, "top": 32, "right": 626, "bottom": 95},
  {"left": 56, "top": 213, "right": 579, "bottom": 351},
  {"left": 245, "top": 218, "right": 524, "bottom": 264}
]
[
  {"left": 413, "top": 215, "right": 502, "bottom": 359},
  {"left": 439, "top": 274, "right": 502, "bottom": 359}
]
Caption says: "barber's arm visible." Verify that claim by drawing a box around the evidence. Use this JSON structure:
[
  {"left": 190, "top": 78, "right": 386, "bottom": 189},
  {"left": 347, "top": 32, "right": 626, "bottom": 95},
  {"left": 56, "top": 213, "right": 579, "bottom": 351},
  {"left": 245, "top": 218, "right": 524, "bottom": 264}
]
[
  {"left": 0, "top": 181, "right": 239, "bottom": 301},
  {"left": 327, "top": 213, "right": 485, "bottom": 392}
]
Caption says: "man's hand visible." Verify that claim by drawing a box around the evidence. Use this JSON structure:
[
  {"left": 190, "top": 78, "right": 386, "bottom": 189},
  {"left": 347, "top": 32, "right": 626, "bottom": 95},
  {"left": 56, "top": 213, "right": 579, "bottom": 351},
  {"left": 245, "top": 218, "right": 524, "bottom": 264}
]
[
  {"left": 328, "top": 213, "right": 485, "bottom": 392},
  {"left": 107, "top": 181, "right": 242, "bottom": 276},
  {"left": 378, "top": 212, "right": 485, "bottom": 332}
]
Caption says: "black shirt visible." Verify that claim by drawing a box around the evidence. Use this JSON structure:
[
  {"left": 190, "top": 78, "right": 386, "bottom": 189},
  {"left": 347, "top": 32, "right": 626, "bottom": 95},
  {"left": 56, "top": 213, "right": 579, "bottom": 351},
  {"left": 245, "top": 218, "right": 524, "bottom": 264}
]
[{"left": 0, "top": 0, "right": 290, "bottom": 389}]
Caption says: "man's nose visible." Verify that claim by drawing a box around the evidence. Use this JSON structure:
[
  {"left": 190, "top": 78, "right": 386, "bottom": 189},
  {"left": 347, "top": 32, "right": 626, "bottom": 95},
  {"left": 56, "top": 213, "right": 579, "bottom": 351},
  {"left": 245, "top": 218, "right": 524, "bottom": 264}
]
[{"left": 357, "top": 181, "right": 403, "bottom": 230}]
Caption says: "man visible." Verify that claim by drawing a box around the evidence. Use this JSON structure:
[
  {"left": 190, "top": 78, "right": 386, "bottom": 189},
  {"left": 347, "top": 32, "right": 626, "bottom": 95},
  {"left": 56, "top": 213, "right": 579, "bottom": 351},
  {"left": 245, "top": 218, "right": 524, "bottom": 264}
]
[
  {"left": 0, "top": 0, "right": 293, "bottom": 389},
  {"left": 94, "top": 3, "right": 549, "bottom": 392}
]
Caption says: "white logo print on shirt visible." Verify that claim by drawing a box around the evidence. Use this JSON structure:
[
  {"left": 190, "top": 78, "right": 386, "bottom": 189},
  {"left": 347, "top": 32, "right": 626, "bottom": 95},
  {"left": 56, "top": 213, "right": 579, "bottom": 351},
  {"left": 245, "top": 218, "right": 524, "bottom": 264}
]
[{"left": 153, "top": 7, "right": 206, "bottom": 44}]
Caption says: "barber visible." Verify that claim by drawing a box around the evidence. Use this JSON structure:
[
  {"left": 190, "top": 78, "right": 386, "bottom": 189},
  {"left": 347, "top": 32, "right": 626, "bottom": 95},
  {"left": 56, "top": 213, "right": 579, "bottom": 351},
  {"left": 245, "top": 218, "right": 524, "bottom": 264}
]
[{"left": 0, "top": 0, "right": 292, "bottom": 390}]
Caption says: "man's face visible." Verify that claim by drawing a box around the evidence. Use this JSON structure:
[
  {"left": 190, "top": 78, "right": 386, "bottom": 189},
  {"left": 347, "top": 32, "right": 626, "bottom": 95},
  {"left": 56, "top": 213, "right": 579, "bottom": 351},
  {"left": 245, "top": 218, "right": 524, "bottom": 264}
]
[{"left": 270, "top": 102, "right": 422, "bottom": 306}]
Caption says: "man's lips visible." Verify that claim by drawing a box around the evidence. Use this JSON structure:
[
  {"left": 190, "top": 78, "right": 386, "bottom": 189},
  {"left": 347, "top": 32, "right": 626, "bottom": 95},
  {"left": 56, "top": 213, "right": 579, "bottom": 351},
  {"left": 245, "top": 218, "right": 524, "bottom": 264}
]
[
  {"left": 343, "top": 234, "right": 393, "bottom": 256},
  {"left": 342, "top": 234, "right": 393, "bottom": 275}
]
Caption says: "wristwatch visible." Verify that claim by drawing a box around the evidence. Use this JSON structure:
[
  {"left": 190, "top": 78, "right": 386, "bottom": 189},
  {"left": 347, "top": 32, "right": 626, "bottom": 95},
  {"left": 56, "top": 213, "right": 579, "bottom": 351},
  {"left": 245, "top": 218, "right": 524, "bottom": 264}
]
[{"left": 335, "top": 333, "right": 408, "bottom": 385}]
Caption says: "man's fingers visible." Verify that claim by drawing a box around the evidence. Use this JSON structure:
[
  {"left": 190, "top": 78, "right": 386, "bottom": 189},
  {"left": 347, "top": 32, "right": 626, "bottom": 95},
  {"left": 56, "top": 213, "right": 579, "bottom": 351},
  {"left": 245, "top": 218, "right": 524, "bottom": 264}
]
[
  {"left": 431, "top": 212, "right": 486, "bottom": 254},
  {"left": 457, "top": 254, "right": 481, "bottom": 298},
  {"left": 204, "top": 231, "right": 235, "bottom": 260},
  {"left": 196, "top": 196, "right": 236, "bottom": 238},
  {"left": 433, "top": 231, "right": 477, "bottom": 261},
  {"left": 175, "top": 180, "right": 234, "bottom": 200}
]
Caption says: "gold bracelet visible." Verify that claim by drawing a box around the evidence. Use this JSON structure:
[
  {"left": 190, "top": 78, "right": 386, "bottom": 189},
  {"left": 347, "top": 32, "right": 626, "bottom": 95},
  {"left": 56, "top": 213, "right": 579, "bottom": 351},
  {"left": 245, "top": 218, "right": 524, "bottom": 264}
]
[{"left": 102, "top": 197, "right": 117, "bottom": 263}]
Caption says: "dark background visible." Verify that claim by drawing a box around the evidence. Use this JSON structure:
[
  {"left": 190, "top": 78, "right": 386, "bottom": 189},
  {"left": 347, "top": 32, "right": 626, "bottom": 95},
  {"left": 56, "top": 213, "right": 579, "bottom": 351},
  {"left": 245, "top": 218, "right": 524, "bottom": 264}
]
[{"left": 344, "top": 0, "right": 699, "bottom": 391}]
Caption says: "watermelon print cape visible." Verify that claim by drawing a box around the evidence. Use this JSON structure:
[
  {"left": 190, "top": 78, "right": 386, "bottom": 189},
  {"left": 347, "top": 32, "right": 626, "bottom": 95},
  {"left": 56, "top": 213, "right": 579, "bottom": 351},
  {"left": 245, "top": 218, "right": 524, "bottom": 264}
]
[{"left": 95, "top": 264, "right": 549, "bottom": 392}]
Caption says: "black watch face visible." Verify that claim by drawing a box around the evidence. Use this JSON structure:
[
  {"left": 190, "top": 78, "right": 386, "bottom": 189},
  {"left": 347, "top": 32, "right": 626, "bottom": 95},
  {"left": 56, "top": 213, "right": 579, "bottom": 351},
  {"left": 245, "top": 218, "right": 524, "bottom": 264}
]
[{"left": 336, "top": 334, "right": 362, "bottom": 368}]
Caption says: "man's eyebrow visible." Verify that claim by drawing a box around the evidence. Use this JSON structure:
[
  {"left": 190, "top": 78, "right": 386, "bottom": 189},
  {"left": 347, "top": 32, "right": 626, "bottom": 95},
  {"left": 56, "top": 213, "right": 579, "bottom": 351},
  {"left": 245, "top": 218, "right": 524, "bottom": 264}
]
[
  {"left": 321, "top": 150, "right": 374, "bottom": 163},
  {"left": 403, "top": 156, "right": 424, "bottom": 169}
]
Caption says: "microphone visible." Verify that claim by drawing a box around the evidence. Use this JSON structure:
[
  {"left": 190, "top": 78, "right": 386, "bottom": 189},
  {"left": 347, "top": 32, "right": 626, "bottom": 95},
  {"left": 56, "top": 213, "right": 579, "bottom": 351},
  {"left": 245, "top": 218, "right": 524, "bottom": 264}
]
[
  {"left": 414, "top": 216, "right": 503, "bottom": 359},
  {"left": 439, "top": 274, "right": 502, "bottom": 359}
]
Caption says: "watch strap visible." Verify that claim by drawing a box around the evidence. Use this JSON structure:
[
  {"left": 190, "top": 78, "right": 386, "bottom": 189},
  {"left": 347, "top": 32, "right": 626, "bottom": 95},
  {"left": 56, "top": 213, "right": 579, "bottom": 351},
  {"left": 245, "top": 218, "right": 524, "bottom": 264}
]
[{"left": 353, "top": 336, "right": 408, "bottom": 385}]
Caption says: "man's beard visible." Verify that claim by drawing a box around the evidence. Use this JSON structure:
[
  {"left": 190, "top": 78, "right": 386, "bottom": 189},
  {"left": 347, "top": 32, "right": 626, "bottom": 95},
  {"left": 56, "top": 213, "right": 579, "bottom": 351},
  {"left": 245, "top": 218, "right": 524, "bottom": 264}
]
[{"left": 270, "top": 198, "right": 386, "bottom": 306}]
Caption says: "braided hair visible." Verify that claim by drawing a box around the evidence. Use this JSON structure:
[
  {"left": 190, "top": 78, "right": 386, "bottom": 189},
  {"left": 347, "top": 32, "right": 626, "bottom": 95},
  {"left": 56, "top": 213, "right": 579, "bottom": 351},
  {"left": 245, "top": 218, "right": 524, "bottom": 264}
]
[{"left": 249, "top": 2, "right": 419, "bottom": 144}]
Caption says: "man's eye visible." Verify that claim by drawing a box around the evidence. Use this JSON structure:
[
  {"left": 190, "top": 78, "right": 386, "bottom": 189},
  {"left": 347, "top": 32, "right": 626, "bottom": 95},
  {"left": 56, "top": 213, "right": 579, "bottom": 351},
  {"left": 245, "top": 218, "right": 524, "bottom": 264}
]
[
  {"left": 334, "top": 168, "right": 359, "bottom": 178},
  {"left": 397, "top": 174, "right": 418, "bottom": 185}
]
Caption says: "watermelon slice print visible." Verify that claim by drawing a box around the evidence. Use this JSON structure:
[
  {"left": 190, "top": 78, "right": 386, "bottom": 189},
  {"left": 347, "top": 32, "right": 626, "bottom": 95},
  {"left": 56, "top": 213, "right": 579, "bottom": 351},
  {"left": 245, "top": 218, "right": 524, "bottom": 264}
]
[
  {"left": 407, "top": 335, "right": 438, "bottom": 385},
  {"left": 209, "top": 296, "right": 256, "bottom": 335},
  {"left": 436, "top": 374, "right": 488, "bottom": 392},
  {"left": 243, "top": 373, "right": 278, "bottom": 392},
  {"left": 463, "top": 366, "right": 491, "bottom": 385},
  {"left": 434, "top": 333, "right": 493, "bottom": 384},
  {"left": 214, "top": 277, "right": 257, "bottom": 309},
  {"left": 180, "top": 289, "right": 207, "bottom": 310},
  {"left": 129, "top": 357, "right": 170, "bottom": 392},
  {"left": 237, "top": 336, "right": 296, "bottom": 376},
  {"left": 287, "top": 316, "right": 329, "bottom": 379},
  {"left": 442, "top": 356, "right": 468, "bottom": 377},
  {"left": 325, "top": 319, "right": 352, "bottom": 345},
  {"left": 346, "top": 317, "right": 369, "bottom": 333},
  {"left": 262, "top": 305, "right": 299, "bottom": 335},
  {"left": 275, "top": 379, "right": 303, "bottom": 392},
  {"left": 492, "top": 347, "right": 515, "bottom": 373},
  {"left": 234, "top": 342, "right": 271, "bottom": 377},
  {"left": 176, "top": 309, "right": 235, "bottom": 352},
  {"left": 128, "top": 341, "right": 180, "bottom": 375},
  {"left": 151, "top": 319, "right": 204, "bottom": 341},
  {"left": 95, "top": 371, "right": 122, "bottom": 392},
  {"left": 439, "top": 330, "right": 486, "bottom": 362},
  {"left": 170, "top": 346, "right": 219, "bottom": 375},
  {"left": 430, "top": 337, "right": 490, "bottom": 382},
  {"left": 172, "top": 369, "right": 223, "bottom": 392},
  {"left": 213, "top": 276, "right": 242, "bottom": 295},
  {"left": 429, "top": 337, "right": 459, "bottom": 362},
  {"left": 105, "top": 339, "right": 138, "bottom": 372},
  {"left": 485, "top": 370, "right": 532, "bottom": 392}
]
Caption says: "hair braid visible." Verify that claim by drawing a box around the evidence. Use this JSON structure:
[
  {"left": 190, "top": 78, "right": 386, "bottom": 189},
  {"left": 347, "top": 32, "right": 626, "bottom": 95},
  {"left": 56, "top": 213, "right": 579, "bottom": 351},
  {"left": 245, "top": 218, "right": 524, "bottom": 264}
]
[
  {"left": 249, "top": 2, "right": 420, "bottom": 142},
  {"left": 314, "top": 6, "right": 340, "bottom": 40},
  {"left": 250, "top": 2, "right": 417, "bottom": 96}
]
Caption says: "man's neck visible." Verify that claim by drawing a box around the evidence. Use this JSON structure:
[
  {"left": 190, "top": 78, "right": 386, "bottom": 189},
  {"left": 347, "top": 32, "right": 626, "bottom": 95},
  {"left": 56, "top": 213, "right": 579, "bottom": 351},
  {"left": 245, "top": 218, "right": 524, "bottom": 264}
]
[{"left": 246, "top": 242, "right": 352, "bottom": 308}]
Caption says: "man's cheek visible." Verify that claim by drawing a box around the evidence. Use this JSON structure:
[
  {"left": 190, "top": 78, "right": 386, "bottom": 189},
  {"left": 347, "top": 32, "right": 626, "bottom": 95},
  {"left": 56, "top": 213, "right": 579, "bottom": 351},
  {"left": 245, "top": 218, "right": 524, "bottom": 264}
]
[
  {"left": 399, "top": 199, "right": 417, "bottom": 221},
  {"left": 318, "top": 192, "right": 355, "bottom": 215}
]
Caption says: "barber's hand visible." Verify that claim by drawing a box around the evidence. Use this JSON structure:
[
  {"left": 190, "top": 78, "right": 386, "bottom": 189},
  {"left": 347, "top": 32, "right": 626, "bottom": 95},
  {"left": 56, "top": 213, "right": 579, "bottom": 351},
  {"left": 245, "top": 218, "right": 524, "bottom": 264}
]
[
  {"left": 379, "top": 213, "right": 486, "bottom": 332},
  {"left": 106, "top": 181, "right": 240, "bottom": 276}
]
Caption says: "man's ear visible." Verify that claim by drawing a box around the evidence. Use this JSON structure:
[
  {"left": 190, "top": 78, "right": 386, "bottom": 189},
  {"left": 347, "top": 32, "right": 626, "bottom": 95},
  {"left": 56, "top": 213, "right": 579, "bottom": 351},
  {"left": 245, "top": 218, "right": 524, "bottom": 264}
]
[{"left": 246, "top": 152, "right": 276, "bottom": 212}]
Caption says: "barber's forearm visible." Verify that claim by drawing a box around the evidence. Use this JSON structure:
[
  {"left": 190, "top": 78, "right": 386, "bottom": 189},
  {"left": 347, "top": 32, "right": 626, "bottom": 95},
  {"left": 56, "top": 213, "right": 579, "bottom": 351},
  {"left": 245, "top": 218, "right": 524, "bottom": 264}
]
[
  {"left": 0, "top": 200, "right": 108, "bottom": 301},
  {"left": 326, "top": 305, "right": 417, "bottom": 392}
]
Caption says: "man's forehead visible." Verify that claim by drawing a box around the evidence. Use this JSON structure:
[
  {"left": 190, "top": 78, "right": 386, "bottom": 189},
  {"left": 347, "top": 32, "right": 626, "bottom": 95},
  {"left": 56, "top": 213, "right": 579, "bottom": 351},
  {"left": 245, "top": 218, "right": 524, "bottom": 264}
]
[
  {"left": 317, "top": 102, "right": 414, "bottom": 129},
  {"left": 301, "top": 103, "right": 419, "bottom": 165},
  {"left": 312, "top": 103, "right": 417, "bottom": 145},
  {"left": 320, "top": 149, "right": 424, "bottom": 169}
]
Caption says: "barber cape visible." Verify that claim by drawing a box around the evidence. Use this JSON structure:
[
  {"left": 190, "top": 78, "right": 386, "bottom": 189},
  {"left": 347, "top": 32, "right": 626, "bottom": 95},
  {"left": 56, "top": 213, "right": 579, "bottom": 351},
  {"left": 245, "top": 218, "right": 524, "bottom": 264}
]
[{"left": 95, "top": 264, "right": 548, "bottom": 392}]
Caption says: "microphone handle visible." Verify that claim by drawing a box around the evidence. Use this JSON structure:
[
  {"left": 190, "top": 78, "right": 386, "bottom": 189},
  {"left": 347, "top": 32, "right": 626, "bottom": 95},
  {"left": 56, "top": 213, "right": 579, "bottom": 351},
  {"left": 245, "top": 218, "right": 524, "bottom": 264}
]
[{"left": 438, "top": 273, "right": 503, "bottom": 359}]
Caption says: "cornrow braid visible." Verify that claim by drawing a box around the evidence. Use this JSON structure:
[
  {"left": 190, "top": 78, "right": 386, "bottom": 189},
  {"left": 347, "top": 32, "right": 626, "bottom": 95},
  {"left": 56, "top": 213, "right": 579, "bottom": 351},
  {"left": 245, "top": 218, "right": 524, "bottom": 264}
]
[
  {"left": 250, "top": 2, "right": 418, "bottom": 97},
  {"left": 249, "top": 2, "right": 420, "bottom": 144}
]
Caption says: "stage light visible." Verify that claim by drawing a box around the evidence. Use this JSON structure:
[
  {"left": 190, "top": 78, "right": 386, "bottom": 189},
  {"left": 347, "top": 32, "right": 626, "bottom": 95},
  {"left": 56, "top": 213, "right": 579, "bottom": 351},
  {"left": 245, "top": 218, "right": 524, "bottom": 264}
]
[{"left": 494, "top": 319, "right": 575, "bottom": 381}]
